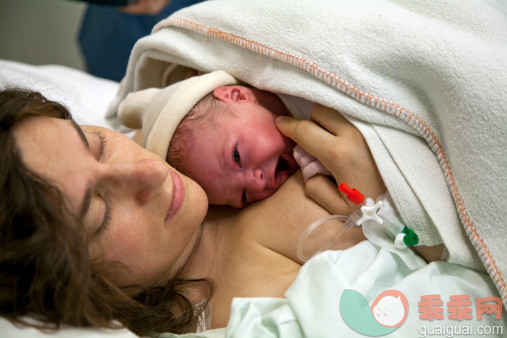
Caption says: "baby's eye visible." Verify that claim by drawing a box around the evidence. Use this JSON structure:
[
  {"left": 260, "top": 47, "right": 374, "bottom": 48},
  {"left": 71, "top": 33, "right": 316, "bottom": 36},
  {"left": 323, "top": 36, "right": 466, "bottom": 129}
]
[{"left": 233, "top": 147, "right": 241, "bottom": 165}]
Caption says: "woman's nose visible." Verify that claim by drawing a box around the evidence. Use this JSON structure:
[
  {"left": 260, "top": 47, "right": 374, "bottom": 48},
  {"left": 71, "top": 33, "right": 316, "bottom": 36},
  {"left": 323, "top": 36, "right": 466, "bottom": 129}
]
[
  {"left": 245, "top": 168, "right": 266, "bottom": 191},
  {"left": 103, "top": 158, "right": 168, "bottom": 204}
]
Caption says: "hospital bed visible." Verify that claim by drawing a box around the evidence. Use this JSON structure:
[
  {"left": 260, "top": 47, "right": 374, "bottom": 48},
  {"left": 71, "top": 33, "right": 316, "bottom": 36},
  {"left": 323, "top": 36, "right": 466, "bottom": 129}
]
[{"left": 1, "top": 0, "right": 506, "bottom": 336}]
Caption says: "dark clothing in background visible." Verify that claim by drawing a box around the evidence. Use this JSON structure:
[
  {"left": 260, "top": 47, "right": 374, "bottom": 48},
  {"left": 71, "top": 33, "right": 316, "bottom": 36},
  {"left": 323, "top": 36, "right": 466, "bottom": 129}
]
[
  {"left": 77, "top": 0, "right": 203, "bottom": 81},
  {"left": 73, "top": 0, "right": 136, "bottom": 5}
]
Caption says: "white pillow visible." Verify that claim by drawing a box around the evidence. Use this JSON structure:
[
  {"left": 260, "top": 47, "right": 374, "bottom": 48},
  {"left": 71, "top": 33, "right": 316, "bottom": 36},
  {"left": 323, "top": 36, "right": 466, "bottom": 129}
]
[
  {"left": 0, "top": 59, "right": 120, "bottom": 129},
  {"left": 0, "top": 316, "right": 138, "bottom": 338}
]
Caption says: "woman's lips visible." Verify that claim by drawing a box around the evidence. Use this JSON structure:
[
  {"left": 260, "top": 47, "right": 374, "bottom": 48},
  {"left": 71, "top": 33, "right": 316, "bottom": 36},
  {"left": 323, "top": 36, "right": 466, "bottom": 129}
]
[{"left": 165, "top": 170, "right": 185, "bottom": 222}]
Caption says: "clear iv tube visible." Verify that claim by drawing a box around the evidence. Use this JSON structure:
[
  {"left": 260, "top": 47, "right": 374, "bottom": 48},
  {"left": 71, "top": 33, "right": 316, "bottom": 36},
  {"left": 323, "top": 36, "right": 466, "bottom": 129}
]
[{"left": 297, "top": 214, "right": 351, "bottom": 262}]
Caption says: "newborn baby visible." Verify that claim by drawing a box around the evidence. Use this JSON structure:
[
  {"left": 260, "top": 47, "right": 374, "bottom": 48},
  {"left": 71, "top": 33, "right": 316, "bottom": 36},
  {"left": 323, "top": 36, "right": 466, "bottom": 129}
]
[{"left": 118, "top": 70, "right": 329, "bottom": 207}]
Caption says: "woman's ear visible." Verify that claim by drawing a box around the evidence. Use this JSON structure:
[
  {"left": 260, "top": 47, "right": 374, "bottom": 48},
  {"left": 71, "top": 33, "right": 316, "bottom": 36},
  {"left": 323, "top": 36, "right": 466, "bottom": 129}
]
[{"left": 213, "top": 86, "right": 256, "bottom": 104}]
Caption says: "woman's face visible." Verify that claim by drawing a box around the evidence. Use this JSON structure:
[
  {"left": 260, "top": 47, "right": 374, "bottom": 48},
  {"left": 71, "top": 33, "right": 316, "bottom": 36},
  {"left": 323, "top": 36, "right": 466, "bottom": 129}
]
[{"left": 14, "top": 116, "right": 208, "bottom": 287}]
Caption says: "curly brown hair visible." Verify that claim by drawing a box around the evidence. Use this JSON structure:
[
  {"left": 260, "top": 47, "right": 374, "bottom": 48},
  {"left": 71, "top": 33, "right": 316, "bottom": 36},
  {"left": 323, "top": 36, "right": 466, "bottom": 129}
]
[{"left": 0, "top": 88, "right": 212, "bottom": 335}]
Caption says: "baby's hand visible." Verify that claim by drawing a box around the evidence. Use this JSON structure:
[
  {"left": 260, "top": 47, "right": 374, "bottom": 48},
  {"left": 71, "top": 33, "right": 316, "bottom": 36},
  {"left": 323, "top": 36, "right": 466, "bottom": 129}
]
[{"left": 276, "top": 104, "right": 386, "bottom": 215}]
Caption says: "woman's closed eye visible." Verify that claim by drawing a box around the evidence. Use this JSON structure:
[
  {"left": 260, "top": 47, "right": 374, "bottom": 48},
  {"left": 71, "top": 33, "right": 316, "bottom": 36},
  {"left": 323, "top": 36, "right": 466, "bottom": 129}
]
[
  {"left": 94, "top": 131, "right": 111, "bottom": 233},
  {"left": 85, "top": 129, "right": 111, "bottom": 234},
  {"left": 95, "top": 191, "right": 112, "bottom": 234},
  {"left": 93, "top": 130, "right": 107, "bottom": 161}
]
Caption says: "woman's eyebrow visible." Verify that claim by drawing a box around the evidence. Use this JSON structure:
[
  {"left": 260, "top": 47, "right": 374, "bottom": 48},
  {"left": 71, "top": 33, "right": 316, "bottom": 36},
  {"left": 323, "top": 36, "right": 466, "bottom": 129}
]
[
  {"left": 70, "top": 120, "right": 90, "bottom": 151},
  {"left": 68, "top": 120, "right": 93, "bottom": 218}
]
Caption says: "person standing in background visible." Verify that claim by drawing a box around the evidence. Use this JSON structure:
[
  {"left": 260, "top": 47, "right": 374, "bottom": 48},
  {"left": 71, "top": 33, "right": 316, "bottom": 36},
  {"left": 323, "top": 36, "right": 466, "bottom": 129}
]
[{"left": 72, "top": 0, "right": 203, "bottom": 81}]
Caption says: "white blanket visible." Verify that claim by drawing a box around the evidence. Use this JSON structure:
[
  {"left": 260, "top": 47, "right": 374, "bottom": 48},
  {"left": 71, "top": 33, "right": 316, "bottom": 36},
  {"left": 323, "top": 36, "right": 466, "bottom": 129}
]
[
  {"left": 227, "top": 241, "right": 506, "bottom": 337},
  {"left": 106, "top": 0, "right": 507, "bottom": 306}
]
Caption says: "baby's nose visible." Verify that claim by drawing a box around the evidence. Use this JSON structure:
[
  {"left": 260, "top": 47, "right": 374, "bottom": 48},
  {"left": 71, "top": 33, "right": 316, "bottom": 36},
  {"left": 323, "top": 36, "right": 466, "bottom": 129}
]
[{"left": 245, "top": 168, "right": 266, "bottom": 191}]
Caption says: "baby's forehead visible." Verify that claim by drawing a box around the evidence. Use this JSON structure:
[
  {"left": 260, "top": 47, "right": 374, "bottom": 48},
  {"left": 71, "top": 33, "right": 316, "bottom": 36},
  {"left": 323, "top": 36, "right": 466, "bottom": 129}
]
[
  {"left": 182, "top": 99, "right": 275, "bottom": 140},
  {"left": 188, "top": 104, "right": 230, "bottom": 130}
]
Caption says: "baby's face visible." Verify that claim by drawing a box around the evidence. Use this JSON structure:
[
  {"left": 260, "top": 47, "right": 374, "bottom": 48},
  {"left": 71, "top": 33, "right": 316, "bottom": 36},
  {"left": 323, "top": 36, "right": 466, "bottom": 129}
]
[{"left": 183, "top": 102, "right": 299, "bottom": 207}]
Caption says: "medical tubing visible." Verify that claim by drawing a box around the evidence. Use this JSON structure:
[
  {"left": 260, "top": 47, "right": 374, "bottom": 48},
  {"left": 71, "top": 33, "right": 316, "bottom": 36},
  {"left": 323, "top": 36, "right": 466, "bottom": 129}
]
[{"left": 297, "top": 214, "right": 351, "bottom": 262}]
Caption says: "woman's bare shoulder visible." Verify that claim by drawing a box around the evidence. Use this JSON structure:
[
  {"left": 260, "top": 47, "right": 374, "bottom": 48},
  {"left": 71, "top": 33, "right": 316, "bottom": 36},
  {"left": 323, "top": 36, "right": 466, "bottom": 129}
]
[{"left": 232, "top": 172, "right": 330, "bottom": 262}]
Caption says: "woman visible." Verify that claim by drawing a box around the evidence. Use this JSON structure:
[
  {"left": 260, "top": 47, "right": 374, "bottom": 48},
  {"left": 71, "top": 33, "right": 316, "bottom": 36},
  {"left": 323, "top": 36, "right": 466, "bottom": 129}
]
[
  {"left": 0, "top": 88, "right": 424, "bottom": 334},
  {"left": 0, "top": 88, "right": 209, "bottom": 334}
]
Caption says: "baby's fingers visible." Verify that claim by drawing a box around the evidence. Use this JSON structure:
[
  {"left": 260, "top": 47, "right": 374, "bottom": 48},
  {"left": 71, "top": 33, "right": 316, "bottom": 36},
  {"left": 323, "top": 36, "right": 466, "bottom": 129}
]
[
  {"left": 275, "top": 116, "right": 333, "bottom": 159},
  {"left": 305, "top": 175, "right": 352, "bottom": 215}
]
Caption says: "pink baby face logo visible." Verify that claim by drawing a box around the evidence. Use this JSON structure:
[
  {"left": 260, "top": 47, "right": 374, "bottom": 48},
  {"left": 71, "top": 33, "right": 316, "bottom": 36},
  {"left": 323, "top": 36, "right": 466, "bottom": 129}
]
[{"left": 371, "top": 290, "right": 409, "bottom": 328}]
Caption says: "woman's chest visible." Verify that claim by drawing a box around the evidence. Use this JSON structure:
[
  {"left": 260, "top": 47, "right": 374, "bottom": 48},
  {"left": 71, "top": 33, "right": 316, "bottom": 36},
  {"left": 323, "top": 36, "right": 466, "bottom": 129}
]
[{"left": 209, "top": 243, "right": 301, "bottom": 328}]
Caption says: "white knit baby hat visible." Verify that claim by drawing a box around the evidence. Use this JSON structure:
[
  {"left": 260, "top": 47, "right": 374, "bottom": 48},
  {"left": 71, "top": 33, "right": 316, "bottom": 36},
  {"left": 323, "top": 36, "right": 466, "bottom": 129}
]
[{"left": 118, "top": 70, "right": 238, "bottom": 159}]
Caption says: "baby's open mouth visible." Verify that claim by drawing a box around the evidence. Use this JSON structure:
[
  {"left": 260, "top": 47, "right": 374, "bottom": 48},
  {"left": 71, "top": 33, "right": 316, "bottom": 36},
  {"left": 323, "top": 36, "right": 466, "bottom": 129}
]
[
  {"left": 279, "top": 152, "right": 299, "bottom": 172},
  {"left": 274, "top": 153, "right": 299, "bottom": 186}
]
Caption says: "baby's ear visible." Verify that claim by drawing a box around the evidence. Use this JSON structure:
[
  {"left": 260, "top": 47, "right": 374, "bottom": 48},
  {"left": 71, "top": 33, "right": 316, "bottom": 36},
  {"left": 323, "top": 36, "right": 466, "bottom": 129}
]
[{"left": 213, "top": 86, "right": 255, "bottom": 103}]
